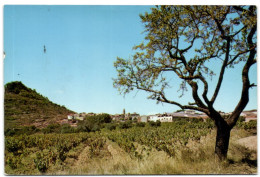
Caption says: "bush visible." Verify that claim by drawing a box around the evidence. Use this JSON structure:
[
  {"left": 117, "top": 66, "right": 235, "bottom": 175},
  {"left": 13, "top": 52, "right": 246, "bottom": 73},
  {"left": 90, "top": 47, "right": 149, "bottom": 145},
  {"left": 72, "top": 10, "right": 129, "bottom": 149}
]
[
  {"left": 5, "top": 81, "right": 29, "bottom": 94},
  {"left": 5, "top": 138, "right": 23, "bottom": 153},
  {"left": 119, "top": 121, "right": 132, "bottom": 129},
  {"left": 91, "top": 124, "right": 102, "bottom": 132},
  {"left": 136, "top": 122, "right": 146, "bottom": 127},
  {"left": 105, "top": 123, "right": 117, "bottom": 131},
  {"left": 235, "top": 118, "right": 256, "bottom": 130},
  {"left": 77, "top": 114, "right": 112, "bottom": 132},
  {"left": 5, "top": 126, "right": 39, "bottom": 136},
  {"left": 34, "top": 152, "right": 49, "bottom": 173},
  {"left": 243, "top": 120, "right": 257, "bottom": 130},
  {"left": 85, "top": 113, "right": 112, "bottom": 124},
  {"left": 76, "top": 122, "right": 91, "bottom": 132},
  {"left": 6, "top": 156, "right": 20, "bottom": 169},
  {"left": 238, "top": 116, "right": 245, "bottom": 122},
  {"left": 189, "top": 118, "right": 204, "bottom": 123},
  {"left": 149, "top": 120, "right": 161, "bottom": 127},
  {"left": 60, "top": 124, "right": 75, "bottom": 133},
  {"left": 77, "top": 120, "right": 101, "bottom": 132},
  {"left": 42, "top": 123, "right": 61, "bottom": 134},
  {"left": 20, "top": 125, "right": 39, "bottom": 135},
  {"left": 4, "top": 128, "right": 16, "bottom": 136}
]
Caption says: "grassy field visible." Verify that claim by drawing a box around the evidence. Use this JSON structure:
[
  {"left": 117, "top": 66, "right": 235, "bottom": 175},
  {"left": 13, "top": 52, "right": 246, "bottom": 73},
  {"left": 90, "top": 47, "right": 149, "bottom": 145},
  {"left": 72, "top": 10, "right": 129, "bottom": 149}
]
[{"left": 4, "top": 120, "right": 257, "bottom": 175}]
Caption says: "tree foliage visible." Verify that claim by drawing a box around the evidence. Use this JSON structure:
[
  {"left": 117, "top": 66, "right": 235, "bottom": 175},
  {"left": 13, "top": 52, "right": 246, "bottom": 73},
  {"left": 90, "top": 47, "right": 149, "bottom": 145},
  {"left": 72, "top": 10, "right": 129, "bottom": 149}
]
[
  {"left": 114, "top": 5, "right": 256, "bottom": 123},
  {"left": 77, "top": 114, "right": 112, "bottom": 132},
  {"left": 113, "top": 5, "right": 257, "bottom": 160}
]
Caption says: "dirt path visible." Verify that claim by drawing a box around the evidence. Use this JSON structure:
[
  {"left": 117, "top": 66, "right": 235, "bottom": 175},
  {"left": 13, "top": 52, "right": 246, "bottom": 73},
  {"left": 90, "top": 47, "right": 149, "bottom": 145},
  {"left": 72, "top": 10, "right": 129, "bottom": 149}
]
[{"left": 236, "top": 136, "right": 257, "bottom": 151}]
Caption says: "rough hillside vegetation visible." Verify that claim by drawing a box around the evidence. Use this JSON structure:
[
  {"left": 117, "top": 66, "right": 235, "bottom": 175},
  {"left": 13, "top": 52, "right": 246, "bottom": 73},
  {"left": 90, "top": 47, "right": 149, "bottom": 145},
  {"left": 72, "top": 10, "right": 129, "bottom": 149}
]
[{"left": 4, "top": 81, "right": 74, "bottom": 130}]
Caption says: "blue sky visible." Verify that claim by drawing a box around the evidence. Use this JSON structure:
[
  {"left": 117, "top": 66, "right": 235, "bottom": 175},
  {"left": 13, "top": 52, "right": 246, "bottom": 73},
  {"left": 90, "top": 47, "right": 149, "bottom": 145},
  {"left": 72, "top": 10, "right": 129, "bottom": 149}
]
[{"left": 3, "top": 5, "right": 257, "bottom": 115}]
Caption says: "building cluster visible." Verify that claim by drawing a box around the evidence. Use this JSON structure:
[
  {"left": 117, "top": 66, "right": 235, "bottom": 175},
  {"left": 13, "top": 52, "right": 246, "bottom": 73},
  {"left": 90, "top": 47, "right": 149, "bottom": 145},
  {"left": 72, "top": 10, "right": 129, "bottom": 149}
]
[
  {"left": 240, "top": 109, "right": 257, "bottom": 122},
  {"left": 217, "top": 109, "right": 257, "bottom": 122},
  {"left": 110, "top": 109, "right": 208, "bottom": 123},
  {"left": 110, "top": 109, "right": 257, "bottom": 123},
  {"left": 65, "top": 109, "right": 257, "bottom": 124},
  {"left": 111, "top": 109, "right": 140, "bottom": 122},
  {"left": 68, "top": 112, "right": 87, "bottom": 121},
  {"left": 139, "top": 110, "right": 208, "bottom": 123}
]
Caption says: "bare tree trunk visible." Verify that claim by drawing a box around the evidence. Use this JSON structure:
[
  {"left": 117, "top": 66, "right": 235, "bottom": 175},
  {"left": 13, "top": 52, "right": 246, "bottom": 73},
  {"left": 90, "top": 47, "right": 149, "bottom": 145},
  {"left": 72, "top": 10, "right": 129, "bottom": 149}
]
[{"left": 215, "top": 120, "right": 231, "bottom": 160}]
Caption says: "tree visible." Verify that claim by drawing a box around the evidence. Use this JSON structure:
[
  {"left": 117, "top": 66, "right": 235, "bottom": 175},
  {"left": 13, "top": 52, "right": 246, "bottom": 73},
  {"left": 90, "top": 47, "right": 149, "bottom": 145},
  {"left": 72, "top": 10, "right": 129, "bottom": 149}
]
[
  {"left": 113, "top": 6, "right": 256, "bottom": 160},
  {"left": 77, "top": 114, "right": 112, "bottom": 132}
]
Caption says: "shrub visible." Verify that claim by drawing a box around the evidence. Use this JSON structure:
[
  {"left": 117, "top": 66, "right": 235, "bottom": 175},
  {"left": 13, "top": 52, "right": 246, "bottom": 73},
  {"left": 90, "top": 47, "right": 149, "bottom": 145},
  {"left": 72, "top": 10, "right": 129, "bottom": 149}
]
[
  {"left": 60, "top": 124, "right": 75, "bottom": 133},
  {"left": 136, "top": 122, "right": 146, "bottom": 127},
  {"left": 149, "top": 120, "right": 161, "bottom": 127},
  {"left": 85, "top": 113, "right": 112, "bottom": 124},
  {"left": 91, "top": 124, "right": 102, "bottom": 132},
  {"left": 189, "top": 118, "right": 204, "bottom": 123},
  {"left": 4, "top": 128, "right": 16, "bottom": 136},
  {"left": 5, "top": 126, "right": 39, "bottom": 136},
  {"left": 105, "top": 123, "right": 117, "bottom": 131},
  {"left": 34, "top": 152, "right": 49, "bottom": 173},
  {"left": 57, "top": 146, "right": 68, "bottom": 162},
  {"left": 42, "top": 123, "right": 61, "bottom": 134},
  {"left": 77, "top": 119, "right": 101, "bottom": 132},
  {"left": 238, "top": 116, "right": 245, "bottom": 122},
  {"left": 119, "top": 121, "right": 132, "bottom": 129},
  {"left": 5, "top": 81, "right": 29, "bottom": 94},
  {"left": 20, "top": 125, "right": 39, "bottom": 135},
  {"left": 6, "top": 155, "right": 21, "bottom": 169},
  {"left": 205, "top": 118, "right": 215, "bottom": 128},
  {"left": 77, "top": 114, "right": 112, "bottom": 132},
  {"left": 243, "top": 120, "right": 257, "bottom": 130},
  {"left": 5, "top": 138, "right": 23, "bottom": 153},
  {"left": 76, "top": 121, "right": 91, "bottom": 132}
]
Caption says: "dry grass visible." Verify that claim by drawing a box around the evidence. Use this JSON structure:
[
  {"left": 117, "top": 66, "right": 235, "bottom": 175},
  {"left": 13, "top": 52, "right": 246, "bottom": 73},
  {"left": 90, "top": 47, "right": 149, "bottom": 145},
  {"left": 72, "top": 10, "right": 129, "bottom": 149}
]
[{"left": 50, "top": 128, "right": 257, "bottom": 175}]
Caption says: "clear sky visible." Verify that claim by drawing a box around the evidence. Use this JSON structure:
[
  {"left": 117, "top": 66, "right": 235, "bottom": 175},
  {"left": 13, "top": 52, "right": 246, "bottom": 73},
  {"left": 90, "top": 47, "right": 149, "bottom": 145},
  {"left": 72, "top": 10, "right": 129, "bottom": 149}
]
[{"left": 3, "top": 5, "right": 257, "bottom": 115}]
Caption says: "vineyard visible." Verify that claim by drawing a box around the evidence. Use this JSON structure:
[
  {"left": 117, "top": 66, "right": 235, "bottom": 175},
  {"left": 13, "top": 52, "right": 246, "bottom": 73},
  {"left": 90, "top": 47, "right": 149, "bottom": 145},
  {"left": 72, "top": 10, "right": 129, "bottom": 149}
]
[{"left": 5, "top": 120, "right": 257, "bottom": 175}]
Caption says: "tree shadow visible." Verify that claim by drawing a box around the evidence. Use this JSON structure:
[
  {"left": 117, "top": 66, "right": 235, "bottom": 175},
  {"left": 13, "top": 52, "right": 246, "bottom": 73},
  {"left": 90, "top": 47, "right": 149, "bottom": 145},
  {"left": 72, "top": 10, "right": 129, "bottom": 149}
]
[
  {"left": 241, "top": 158, "right": 257, "bottom": 167},
  {"left": 228, "top": 157, "right": 257, "bottom": 168}
]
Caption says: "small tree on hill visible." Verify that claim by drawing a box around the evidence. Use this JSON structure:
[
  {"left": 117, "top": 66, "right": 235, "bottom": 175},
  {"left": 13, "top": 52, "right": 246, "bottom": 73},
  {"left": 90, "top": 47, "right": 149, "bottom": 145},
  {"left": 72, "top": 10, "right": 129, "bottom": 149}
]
[{"left": 113, "top": 6, "right": 257, "bottom": 160}]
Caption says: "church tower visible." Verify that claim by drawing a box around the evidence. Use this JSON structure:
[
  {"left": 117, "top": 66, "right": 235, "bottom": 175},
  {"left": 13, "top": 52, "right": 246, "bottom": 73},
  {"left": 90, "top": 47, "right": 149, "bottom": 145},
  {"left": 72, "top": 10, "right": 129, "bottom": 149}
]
[{"left": 123, "top": 108, "right": 125, "bottom": 119}]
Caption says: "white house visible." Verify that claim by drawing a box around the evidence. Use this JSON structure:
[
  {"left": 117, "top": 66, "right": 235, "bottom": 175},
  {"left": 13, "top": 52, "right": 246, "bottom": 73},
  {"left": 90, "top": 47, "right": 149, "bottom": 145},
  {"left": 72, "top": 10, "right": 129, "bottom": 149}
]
[
  {"left": 139, "top": 116, "right": 148, "bottom": 122},
  {"left": 184, "top": 110, "right": 196, "bottom": 114},
  {"left": 158, "top": 116, "right": 173, "bottom": 122},
  {"left": 149, "top": 115, "right": 159, "bottom": 122},
  {"left": 67, "top": 113, "right": 85, "bottom": 121},
  {"left": 67, "top": 114, "right": 73, "bottom": 120},
  {"left": 149, "top": 115, "right": 173, "bottom": 122}
]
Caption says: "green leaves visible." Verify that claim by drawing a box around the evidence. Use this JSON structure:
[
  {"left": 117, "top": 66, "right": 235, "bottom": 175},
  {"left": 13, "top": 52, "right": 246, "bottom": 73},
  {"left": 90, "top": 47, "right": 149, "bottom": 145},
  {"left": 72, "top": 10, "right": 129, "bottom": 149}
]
[
  {"left": 104, "top": 120, "right": 213, "bottom": 158},
  {"left": 113, "top": 5, "right": 256, "bottom": 111}
]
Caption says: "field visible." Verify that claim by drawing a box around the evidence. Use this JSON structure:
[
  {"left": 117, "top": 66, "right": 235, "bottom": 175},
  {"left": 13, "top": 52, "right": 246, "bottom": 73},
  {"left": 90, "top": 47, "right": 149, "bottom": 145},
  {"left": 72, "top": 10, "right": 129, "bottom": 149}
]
[{"left": 5, "top": 120, "right": 257, "bottom": 175}]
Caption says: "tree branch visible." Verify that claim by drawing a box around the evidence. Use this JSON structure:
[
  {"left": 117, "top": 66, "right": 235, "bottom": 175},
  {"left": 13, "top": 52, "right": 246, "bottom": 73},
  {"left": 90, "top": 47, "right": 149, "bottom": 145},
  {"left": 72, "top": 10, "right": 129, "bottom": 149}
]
[
  {"left": 211, "top": 37, "right": 231, "bottom": 104},
  {"left": 233, "top": 6, "right": 255, "bottom": 17},
  {"left": 157, "top": 95, "right": 209, "bottom": 113},
  {"left": 198, "top": 75, "right": 210, "bottom": 104},
  {"left": 187, "top": 81, "right": 208, "bottom": 109},
  {"left": 227, "top": 49, "right": 252, "bottom": 66},
  {"left": 227, "top": 24, "right": 256, "bottom": 128}
]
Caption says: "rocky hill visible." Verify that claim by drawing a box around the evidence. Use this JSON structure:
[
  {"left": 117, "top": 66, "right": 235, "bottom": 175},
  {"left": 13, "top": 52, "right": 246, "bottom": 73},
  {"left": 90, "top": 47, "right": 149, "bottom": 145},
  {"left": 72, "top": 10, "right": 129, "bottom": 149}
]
[{"left": 4, "top": 81, "right": 74, "bottom": 129}]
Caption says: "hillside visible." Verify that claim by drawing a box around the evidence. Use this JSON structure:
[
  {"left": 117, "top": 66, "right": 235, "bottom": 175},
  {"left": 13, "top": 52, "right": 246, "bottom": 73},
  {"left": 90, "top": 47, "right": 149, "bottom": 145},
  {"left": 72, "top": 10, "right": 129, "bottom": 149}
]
[{"left": 4, "top": 81, "right": 74, "bottom": 129}]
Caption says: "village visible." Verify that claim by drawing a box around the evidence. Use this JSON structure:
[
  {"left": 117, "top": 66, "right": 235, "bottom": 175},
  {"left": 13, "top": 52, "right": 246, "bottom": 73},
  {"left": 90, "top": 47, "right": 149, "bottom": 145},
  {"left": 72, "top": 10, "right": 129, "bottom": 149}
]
[{"left": 63, "top": 109, "right": 257, "bottom": 127}]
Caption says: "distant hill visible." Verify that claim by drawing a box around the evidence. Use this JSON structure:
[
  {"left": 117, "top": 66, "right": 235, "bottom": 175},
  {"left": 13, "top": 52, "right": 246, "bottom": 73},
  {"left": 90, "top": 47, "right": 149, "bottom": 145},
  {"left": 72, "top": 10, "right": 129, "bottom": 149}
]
[
  {"left": 4, "top": 81, "right": 74, "bottom": 129},
  {"left": 243, "top": 109, "right": 257, "bottom": 113}
]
